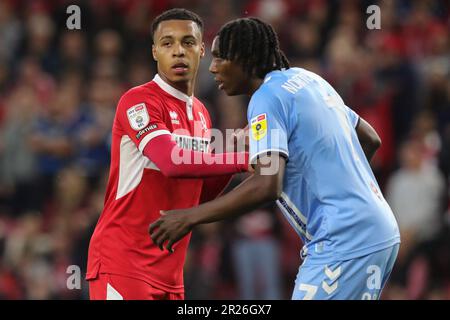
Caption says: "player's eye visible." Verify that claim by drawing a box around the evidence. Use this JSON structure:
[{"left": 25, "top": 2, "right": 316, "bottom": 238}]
[
  {"left": 184, "top": 40, "right": 195, "bottom": 46},
  {"left": 162, "top": 42, "right": 171, "bottom": 47}
]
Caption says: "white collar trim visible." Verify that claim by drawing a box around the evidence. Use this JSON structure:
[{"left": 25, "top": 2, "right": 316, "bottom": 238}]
[{"left": 153, "top": 74, "right": 193, "bottom": 103}]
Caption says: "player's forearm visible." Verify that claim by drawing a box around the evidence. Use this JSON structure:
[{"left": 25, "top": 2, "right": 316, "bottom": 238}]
[
  {"left": 143, "top": 135, "right": 248, "bottom": 178},
  {"left": 199, "top": 175, "right": 234, "bottom": 203},
  {"left": 189, "top": 174, "right": 277, "bottom": 225},
  {"left": 160, "top": 151, "right": 248, "bottom": 178}
]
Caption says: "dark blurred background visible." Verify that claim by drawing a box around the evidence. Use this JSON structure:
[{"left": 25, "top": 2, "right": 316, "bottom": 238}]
[{"left": 0, "top": 0, "right": 448, "bottom": 300}]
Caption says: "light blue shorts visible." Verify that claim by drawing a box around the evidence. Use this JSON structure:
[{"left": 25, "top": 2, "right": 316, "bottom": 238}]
[{"left": 291, "top": 244, "right": 399, "bottom": 300}]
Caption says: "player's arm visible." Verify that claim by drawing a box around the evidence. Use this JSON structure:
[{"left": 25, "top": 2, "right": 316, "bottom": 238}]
[
  {"left": 118, "top": 90, "right": 248, "bottom": 178},
  {"left": 199, "top": 175, "right": 233, "bottom": 203},
  {"left": 149, "top": 153, "right": 285, "bottom": 251},
  {"left": 198, "top": 126, "right": 250, "bottom": 203},
  {"left": 142, "top": 135, "right": 248, "bottom": 178},
  {"left": 191, "top": 154, "right": 285, "bottom": 222},
  {"left": 355, "top": 117, "right": 381, "bottom": 162}
]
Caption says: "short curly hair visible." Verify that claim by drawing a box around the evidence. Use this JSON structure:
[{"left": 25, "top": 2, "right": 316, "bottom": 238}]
[{"left": 151, "top": 8, "right": 203, "bottom": 42}]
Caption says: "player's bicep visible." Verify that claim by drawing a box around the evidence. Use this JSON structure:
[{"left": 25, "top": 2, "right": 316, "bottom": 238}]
[
  {"left": 356, "top": 117, "right": 381, "bottom": 148},
  {"left": 248, "top": 93, "right": 289, "bottom": 165},
  {"left": 253, "top": 153, "right": 286, "bottom": 200}
]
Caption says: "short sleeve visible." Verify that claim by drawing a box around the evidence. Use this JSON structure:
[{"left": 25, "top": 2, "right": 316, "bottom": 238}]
[
  {"left": 116, "top": 88, "right": 171, "bottom": 152},
  {"left": 345, "top": 105, "right": 360, "bottom": 128},
  {"left": 247, "top": 89, "right": 289, "bottom": 164}
]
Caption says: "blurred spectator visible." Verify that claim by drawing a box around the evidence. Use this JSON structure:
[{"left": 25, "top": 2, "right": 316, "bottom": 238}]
[
  {"left": 15, "top": 57, "right": 56, "bottom": 108},
  {"left": 23, "top": 12, "right": 56, "bottom": 74},
  {"left": 56, "top": 31, "right": 90, "bottom": 78},
  {"left": 28, "top": 84, "right": 86, "bottom": 211},
  {"left": 184, "top": 222, "right": 225, "bottom": 299},
  {"left": 231, "top": 206, "right": 283, "bottom": 300},
  {"left": 386, "top": 140, "right": 445, "bottom": 263},
  {"left": 74, "top": 77, "right": 119, "bottom": 181},
  {"left": 0, "top": 85, "right": 39, "bottom": 216},
  {"left": 0, "top": 1, "right": 22, "bottom": 65}
]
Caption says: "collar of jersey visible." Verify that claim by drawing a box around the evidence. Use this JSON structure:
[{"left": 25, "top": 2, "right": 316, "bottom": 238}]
[{"left": 153, "top": 74, "right": 193, "bottom": 103}]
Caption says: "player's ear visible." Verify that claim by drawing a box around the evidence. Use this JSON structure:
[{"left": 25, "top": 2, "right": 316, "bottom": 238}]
[
  {"left": 200, "top": 42, "right": 205, "bottom": 58},
  {"left": 152, "top": 44, "right": 157, "bottom": 61}
]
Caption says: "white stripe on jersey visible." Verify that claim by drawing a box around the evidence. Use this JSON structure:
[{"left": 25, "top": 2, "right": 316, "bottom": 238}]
[
  {"left": 138, "top": 129, "right": 171, "bottom": 152},
  {"left": 277, "top": 192, "right": 312, "bottom": 241},
  {"left": 117, "top": 135, "right": 160, "bottom": 200}
]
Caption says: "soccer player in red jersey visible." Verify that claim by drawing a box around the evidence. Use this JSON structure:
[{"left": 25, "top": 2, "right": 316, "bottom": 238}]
[{"left": 86, "top": 9, "right": 249, "bottom": 300}]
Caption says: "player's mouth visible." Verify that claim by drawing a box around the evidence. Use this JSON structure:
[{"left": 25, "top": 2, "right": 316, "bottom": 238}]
[
  {"left": 172, "top": 62, "right": 189, "bottom": 74},
  {"left": 215, "top": 78, "right": 225, "bottom": 90}
]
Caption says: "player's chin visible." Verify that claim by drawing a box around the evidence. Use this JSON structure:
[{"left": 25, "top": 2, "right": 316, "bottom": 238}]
[
  {"left": 224, "top": 86, "right": 241, "bottom": 96},
  {"left": 170, "top": 71, "right": 192, "bottom": 82}
]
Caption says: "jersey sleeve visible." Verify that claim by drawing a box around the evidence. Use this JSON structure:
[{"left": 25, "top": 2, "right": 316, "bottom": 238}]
[
  {"left": 345, "top": 105, "right": 360, "bottom": 128},
  {"left": 116, "top": 88, "right": 171, "bottom": 152},
  {"left": 247, "top": 89, "right": 289, "bottom": 164}
]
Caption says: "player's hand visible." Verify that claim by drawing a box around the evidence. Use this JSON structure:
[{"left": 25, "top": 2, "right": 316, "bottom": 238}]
[{"left": 149, "top": 209, "right": 194, "bottom": 253}]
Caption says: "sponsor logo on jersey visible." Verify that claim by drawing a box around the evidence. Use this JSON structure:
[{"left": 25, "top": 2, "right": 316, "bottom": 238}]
[
  {"left": 136, "top": 124, "right": 158, "bottom": 140},
  {"left": 173, "top": 134, "right": 210, "bottom": 153},
  {"left": 127, "top": 103, "right": 150, "bottom": 130},
  {"left": 169, "top": 110, "right": 180, "bottom": 125},
  {"left": 250, "top": 113, "right": 267, "bottom": 141}
]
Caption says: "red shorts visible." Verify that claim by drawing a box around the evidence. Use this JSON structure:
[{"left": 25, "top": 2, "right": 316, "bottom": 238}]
[{"left": 88, "top": 273, "right": 184, "bottom": 300}]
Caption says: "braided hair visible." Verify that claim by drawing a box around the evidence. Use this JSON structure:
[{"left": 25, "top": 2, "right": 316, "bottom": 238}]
[{"left": 217, "top": 17, "right": 290, "bottom": 79}]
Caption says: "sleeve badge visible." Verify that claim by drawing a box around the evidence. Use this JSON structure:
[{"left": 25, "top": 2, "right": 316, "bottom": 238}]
[
  {"left": 250, "top": 113, "right": 267, "bottom": 141},
  {"left": 127, "top": 103, "right": 150, "bottom": 130}
]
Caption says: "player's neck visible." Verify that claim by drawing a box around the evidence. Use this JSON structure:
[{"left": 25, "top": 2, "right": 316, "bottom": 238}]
[
  {"left": 171, "top": 81, "right": 194, "bottom": 96},
  {"left": 158, "top": 73, "right": 194, "bottom": 96},
  {"left": 246, "top": 78, "right": 264, "bottom": 96}
]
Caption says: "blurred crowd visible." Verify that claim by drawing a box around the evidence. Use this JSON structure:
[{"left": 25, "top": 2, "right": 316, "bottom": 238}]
[{"left": 0, "top": 0, "right": 448, "bottom": 299}]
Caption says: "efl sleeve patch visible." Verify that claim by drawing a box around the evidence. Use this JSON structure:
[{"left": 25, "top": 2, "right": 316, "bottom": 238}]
[
  {"left": 127, "top": 103, "right": 150, "bottom": 130},
  {"left": 251, "top": 113, "right": 267, "bottom": 141}
]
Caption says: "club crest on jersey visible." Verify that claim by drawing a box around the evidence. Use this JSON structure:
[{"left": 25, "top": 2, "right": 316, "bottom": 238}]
[
  {"left": 251, "top": 113, "right": 267, "bottom": 141},
  {"left": 198, "top": 112, "right": 208, "bottom": 132},
  {"left": 127, "top": 103, "right": 150, "bottom": 130}
]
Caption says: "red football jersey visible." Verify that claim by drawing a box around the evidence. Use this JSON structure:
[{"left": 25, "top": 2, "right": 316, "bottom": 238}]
[{"left": 87, "top": 74, "right": 212, "bottom": 293}]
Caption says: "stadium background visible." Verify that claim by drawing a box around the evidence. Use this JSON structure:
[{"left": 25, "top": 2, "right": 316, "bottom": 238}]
[{"left": 0, "top": 0, "right": 448, "bottom": 299}]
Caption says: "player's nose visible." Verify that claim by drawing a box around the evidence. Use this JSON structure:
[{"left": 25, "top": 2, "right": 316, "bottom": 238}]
[
  {"left": 209, "top": 60, "right": 217, "bottom": 74},
  {"left": 172, "top": 42, "right": 185, "bottom": 57}
]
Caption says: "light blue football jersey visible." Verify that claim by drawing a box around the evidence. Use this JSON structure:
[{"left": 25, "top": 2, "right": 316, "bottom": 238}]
[{"left": 248, "top": 67, "right": 400, "bottom": 264}]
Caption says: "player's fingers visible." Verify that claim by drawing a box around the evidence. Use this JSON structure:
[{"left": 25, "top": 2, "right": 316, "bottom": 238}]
[
  {"left": 166, "top": 240, "right": 176, "bottom": 253},
  {"left": 166, "top": 232, "right": 185, "bottom": 253},
  {"left": 155, "top": 232, "right": 169, "bottom": 251},
  {"left": 150, "top": 227, "right": 165, "bottom": 245},
  {"left": 149, "top": 219, "right": 162, "bottom": 234},
  {"left": 160, "top": 210, "right": 167, "bottom": 216}
]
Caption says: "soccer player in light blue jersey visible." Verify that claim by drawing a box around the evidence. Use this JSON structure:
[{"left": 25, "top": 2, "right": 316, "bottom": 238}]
[{"left": 149, "top": 17, "right": 400, "bottom": 300}]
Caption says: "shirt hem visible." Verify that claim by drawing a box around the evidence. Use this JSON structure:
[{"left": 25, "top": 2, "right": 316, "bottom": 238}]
[
  {"left": 86, "top": 263, "right": 184, "bottom": 293},
  {"left": 305, "top": 236, "right": 401, "bottom": 264}
]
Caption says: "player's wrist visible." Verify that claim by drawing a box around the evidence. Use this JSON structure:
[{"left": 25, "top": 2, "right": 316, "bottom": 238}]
[{"left": 186, "top": 209, "right": 201, "bottom": 227}]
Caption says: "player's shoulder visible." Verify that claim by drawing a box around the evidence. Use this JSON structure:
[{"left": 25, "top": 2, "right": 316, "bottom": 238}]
[
  {"left": 193, "top": 96, "right": 208, "bottom": 111},
  {"left": 191, "top": 95, "right": 208, "bottom": 112},
  {"left": 251, "top": 70, "right": 289, "bottom": 104},
  {"left": 119, "top": 81, "right": 162, "bottom": 101},
  {"left": 117, "top": 81, "right": 166, "bottom": 111}
]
